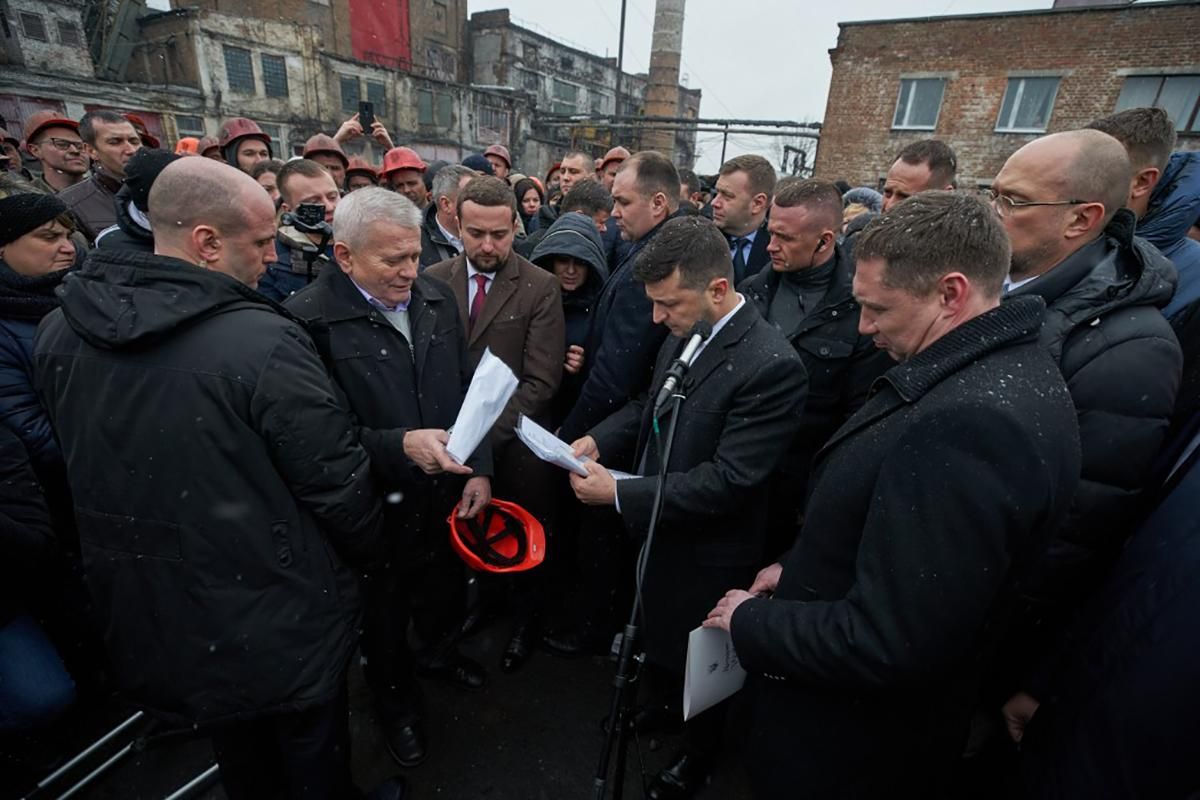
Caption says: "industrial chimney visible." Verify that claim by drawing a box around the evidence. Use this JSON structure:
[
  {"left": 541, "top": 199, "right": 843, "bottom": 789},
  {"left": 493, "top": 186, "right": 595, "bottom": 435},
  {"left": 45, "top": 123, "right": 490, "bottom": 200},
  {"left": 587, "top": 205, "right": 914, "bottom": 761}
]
[{"left": 642, "top": 0, "right": 686, "bottom": 162}]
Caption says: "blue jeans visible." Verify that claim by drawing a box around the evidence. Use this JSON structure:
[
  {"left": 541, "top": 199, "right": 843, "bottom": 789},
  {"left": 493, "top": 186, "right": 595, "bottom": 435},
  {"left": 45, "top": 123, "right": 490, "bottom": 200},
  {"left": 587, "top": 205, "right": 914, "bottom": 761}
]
[{"left": 0, "top": 613, "right": 76, "bottom": 731}]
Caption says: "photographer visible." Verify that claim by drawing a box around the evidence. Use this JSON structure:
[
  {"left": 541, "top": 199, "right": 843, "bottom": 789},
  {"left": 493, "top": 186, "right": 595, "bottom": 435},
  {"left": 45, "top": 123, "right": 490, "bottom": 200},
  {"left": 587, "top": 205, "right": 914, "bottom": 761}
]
[{"left": 259, "top": 159, "right": 338, "bottom": 303}]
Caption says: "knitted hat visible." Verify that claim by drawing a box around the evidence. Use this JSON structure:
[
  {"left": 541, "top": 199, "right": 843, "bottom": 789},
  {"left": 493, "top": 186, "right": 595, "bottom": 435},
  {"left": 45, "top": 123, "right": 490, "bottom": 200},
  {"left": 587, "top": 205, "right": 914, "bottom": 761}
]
[
  {"left": 461, "top": 154, "right": 495, "bottom": 176},
  {"left": 124, "top": 148, "right": 181, "bottom": 213},
  {"left": 0, "top": 193, "right": 69, "bottom": 246}
]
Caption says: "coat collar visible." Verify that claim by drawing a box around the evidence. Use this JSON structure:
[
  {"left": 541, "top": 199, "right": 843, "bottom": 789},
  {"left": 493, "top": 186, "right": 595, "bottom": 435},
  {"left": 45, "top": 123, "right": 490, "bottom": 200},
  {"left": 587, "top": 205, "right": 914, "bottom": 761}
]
[
  {"left": 319, "top": 263, "right": 449, "bottom": 324},
  {"left": 440, "top": 251, "right": 524, "bottom": 346},
  {"left": 744, "top": 244, "right": 857, "bottom": 332},
  {"left": 820, "top": 295, "right": 1046, "bottom": 454}
]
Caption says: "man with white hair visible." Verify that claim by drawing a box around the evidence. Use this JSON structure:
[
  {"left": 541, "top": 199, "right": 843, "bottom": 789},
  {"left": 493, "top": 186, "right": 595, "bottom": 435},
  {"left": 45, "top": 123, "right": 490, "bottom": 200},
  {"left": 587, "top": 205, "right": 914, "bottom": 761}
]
[{"left": 286, "top": 187, "right": 492, "bottom": 770}]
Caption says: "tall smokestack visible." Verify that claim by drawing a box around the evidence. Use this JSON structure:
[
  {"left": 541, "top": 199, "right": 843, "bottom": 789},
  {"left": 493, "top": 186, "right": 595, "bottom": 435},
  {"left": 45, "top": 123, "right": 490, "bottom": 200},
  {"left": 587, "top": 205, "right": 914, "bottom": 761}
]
[{"left": 643, "top": 0, "right": 686, "bottom": 162}]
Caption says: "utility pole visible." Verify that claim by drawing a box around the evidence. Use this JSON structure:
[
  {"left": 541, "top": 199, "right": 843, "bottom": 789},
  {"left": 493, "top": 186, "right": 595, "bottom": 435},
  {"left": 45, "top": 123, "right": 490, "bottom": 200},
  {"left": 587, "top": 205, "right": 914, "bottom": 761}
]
[{"left": 614, "top": 0, "right": 627, "bottom": 124}]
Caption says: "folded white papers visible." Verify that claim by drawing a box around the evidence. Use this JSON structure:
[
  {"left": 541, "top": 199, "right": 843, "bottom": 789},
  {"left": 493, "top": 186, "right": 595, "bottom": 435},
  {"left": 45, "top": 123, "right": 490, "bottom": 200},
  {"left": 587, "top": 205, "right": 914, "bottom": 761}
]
[
  {"left": 446, "top": 348, "right": 519, "bottom": 464},
  {"left": 516, "top": 415, "right": 590, "bottom": 477},
  {"left": 683, "top": 625, "right": 747, "bottom": 721}
]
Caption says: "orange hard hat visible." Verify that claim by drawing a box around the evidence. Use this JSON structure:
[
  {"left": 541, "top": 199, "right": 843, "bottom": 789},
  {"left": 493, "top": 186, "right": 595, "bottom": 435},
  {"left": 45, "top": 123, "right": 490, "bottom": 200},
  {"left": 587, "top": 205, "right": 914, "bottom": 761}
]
[
  {"left": 303, "top": 133, "right": 348, "bottom": 167},
  {"left": 22, "top": 110, "right": 78, "bottom": 146},
  {"left": 380, "top": 146, "right": 428, "bottom": 177},
  {"left": 599, "top": 146, "right": 631, "bottom": 170},
  {"left": 175, "top": 137, "right": 200, "bottom": 155},
  {"left": 345, "top": 156, "right": 379, "bottom": 181},
  {"left": 447, "top": 499, "right": 545, "bottom": 574},
  {"left": 216, "top": 117, "right": 272, "bottom": 151}
]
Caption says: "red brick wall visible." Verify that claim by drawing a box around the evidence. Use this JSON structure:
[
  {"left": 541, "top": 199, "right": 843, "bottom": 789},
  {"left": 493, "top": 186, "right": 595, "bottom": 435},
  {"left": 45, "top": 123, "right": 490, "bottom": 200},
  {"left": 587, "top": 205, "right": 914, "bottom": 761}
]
[{"left": 814, "top": 3, "right": 1200, "bottom": 188}]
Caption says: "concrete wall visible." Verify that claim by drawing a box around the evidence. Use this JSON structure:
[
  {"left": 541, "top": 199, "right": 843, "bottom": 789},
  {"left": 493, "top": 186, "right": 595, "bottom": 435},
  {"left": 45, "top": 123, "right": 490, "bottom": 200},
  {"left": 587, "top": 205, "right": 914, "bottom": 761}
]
[
  {"left": 182, "top": 0, "right": 353, "bottom": 58},
  {"left": 4, "top": 0, "right": 95, "bottom": 78},
  {"left": 814, "top": 1, "right": 1200, "bottom": 188}
]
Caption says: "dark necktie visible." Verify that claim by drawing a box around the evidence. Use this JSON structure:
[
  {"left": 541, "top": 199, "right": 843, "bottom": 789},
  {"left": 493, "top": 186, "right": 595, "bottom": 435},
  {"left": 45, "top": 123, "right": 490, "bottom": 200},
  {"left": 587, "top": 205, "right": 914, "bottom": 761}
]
[
  {"left": 469, "top": 273, "right": 489, "bottom": 330},
  {"left": 731, "top": 238, "right": 749, "bottom": 280}
]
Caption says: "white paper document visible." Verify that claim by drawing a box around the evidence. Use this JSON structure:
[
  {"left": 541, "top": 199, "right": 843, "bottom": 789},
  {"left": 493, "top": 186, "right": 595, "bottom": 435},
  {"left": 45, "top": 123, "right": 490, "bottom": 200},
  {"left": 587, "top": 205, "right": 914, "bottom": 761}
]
[
  {"left": 446, "top": 348, "right": 519, "bottom": 464},
  {"left": 516, "top": 414, "right": 590, "bottom": 476},
  {"left": 682, "top": 626, "right": 747, "bottom": 721}
]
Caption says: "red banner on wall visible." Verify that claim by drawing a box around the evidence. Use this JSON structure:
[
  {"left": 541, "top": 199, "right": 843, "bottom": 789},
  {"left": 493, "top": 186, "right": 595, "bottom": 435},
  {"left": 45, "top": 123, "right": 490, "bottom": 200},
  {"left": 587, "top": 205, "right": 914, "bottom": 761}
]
[{"left": 349, "top": 0, "right": 412, "bottom": 67}]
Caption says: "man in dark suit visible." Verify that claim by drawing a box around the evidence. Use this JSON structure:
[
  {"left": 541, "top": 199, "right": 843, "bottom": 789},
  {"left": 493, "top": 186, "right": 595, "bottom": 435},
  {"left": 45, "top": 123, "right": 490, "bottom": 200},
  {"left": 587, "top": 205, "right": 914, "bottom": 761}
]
[
  {"left": 286, "top": 187, "right": 492, "bottom": 771},
  {"left": 427, "top": 176, "right": 565, "bottom": 672},
  {"left": 570, "top": 215, "right": 807, "bottom": 799},
  {"left": 712, "top": 154, "right": 775, "bottom": 285},
  {"left": 739, "top": 178, "right": 892, "bottom": 556},
  {"left": 705, "top": 192, "right": 1082, "bottom": 799}
]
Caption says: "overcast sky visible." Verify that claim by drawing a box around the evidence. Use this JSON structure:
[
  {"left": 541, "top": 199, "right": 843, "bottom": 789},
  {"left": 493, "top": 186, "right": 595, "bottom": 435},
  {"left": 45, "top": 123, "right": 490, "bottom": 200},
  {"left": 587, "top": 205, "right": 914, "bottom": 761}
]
[{"left": 467, "top": 0, "right": 1049, "bottom": 171}]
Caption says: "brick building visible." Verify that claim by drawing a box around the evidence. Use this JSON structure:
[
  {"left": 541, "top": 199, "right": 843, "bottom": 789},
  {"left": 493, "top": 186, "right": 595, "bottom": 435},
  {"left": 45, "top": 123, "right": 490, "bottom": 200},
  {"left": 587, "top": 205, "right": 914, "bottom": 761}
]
[{"left": 814, "top": 0, "right": 1200, "bottom": 189}]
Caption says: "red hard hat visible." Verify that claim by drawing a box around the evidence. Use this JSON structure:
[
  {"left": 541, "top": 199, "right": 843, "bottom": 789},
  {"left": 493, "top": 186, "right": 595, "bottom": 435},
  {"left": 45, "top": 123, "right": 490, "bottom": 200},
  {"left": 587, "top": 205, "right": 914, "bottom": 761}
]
[
  {"left": 303, "top": 133, "right": 348, "bottom": 167},
  {"left": 380, "top": 146, "right": 428, "bottom": 177},
  {"left": 345, "top": 156, "right": 379, "bottom": 181},
  {"left": 599, "top": 146, "right": 631, "bottom": 170},
  {"left": 124, "top": 114, "right": 160, "bottom": 149},
  {"left": 447, "top": 499, "right": 545, "bottom": 574},
  {"left": 198, "top": 136, "right": 221, "bottom": 157},
  {"left": 484, "top": 144, "right": 511, "bottom": 167},
  {"left": 545, "top": 161, "right": 562, "bottom": 183},
  {"left": 216, "top": 117, "right": 272, "bottom": 151},
  {"left": 22, "top": 110, "right": 78, "bottom": 146}
]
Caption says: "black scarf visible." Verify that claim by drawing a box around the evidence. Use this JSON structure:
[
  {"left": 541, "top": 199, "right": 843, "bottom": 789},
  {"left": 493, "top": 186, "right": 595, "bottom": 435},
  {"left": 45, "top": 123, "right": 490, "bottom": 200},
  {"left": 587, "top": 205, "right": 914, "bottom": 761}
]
[{"left": 0, "top": 260, "right": 70, "bottom": 321}]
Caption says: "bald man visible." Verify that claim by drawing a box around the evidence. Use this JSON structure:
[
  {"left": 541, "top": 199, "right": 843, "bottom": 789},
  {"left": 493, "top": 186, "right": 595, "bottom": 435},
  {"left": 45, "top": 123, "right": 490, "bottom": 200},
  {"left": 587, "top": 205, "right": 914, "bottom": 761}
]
[
  {"left": 988, "top": 130, "right": 1181, "bottom": 735},
  {"left": 33, "top": 157, "right": 405, "bottom": 799}
]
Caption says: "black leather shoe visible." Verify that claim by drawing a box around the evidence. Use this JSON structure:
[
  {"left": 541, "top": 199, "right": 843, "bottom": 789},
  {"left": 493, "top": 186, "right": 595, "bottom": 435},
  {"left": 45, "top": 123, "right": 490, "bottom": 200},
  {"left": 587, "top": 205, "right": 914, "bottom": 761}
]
[
  {"left": 365, "top": 775, "right": 407, "bottom": 800},
  {"left": 417, "top": 652, "right": 487, "bottom": 690},
  {"left": 542, "top": 627, "right": 607, "bottom": 658},
  {"left": 382, "top": 720, "right": 427, "bottom": 768},
  {"left": 646, "top": 752, "right": 711, "bottom": 800},
  {"left": 501, "top": 621, "right": 538, "bottom": 673}
]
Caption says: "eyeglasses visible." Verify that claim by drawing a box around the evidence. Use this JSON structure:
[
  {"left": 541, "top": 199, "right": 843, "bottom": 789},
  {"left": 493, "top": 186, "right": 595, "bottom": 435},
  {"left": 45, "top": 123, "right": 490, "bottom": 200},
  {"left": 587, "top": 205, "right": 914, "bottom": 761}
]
[
  {"left": 37, "top": 137, "right": 86, "bottom": 152},
  {"left": 982, "top": 189, "right": 1089, "bottom": 218}
]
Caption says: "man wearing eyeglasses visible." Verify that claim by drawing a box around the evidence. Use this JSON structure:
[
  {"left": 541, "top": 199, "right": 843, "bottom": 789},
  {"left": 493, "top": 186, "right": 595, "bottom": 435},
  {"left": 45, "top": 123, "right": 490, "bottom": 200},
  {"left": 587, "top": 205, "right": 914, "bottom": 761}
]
[
  {"left": 986, "top": 129, "right": 1182, "bottom": 745},
  {"left": 21, "top": 111, "right": 89, "bottom": 194}
]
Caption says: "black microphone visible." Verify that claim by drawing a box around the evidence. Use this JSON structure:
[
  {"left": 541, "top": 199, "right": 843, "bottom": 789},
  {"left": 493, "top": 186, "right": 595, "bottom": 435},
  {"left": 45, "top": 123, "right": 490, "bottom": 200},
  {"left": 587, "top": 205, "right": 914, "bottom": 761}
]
[{"left": 653, "top": 320, "right": 714, "bottom": 416}]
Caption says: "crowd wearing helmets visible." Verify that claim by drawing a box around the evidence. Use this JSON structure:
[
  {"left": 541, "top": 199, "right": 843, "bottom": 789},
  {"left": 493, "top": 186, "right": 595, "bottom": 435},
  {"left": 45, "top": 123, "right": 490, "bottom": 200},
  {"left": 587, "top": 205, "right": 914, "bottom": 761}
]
[{"left": 2, "top": 99, "right": 1200, "bottom": 800}]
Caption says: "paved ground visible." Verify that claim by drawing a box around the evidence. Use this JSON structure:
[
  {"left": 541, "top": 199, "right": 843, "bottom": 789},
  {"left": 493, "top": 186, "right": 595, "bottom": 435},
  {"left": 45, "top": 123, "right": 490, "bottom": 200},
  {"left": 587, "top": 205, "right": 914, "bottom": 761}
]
[{"left": 8, "top": 617, "right": 754, "bottom": 800}]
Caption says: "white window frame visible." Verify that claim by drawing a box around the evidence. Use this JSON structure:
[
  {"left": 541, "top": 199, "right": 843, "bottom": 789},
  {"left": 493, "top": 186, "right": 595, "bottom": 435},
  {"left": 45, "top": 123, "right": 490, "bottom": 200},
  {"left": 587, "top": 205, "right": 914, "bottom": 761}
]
[
  {"left": 892, "top": 78, "right": 945, "bottom": 131},
  {"left": 995, "top": 76, "right": 1061, "bottom": 134}
]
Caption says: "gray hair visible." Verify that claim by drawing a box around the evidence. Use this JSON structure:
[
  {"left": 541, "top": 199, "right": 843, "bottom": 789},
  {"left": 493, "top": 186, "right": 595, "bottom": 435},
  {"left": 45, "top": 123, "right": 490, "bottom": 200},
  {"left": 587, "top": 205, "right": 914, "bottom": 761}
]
[
  {"left": 432, "top": 165, "right": 475, "bottom": 204},
  {"left": 334, "top": 187, "right": 422, "bottom": 249}
]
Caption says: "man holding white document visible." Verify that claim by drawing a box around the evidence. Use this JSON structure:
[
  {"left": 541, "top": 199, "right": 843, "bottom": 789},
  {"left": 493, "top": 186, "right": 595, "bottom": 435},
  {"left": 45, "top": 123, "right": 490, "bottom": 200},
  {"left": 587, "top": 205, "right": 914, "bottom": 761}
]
[
  {"left": 286, "top": 187, "right": 492, "bottom": 771},
  {"left": 569, "top": 216, "right": 806, "bottom": 800}
]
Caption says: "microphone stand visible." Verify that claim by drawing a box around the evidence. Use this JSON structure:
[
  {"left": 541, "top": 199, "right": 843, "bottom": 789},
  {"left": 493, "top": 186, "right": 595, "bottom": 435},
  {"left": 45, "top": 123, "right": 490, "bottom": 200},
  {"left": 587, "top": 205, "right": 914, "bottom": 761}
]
[{"left": 593, "top": 389, "right": 687, "bottom": 800}]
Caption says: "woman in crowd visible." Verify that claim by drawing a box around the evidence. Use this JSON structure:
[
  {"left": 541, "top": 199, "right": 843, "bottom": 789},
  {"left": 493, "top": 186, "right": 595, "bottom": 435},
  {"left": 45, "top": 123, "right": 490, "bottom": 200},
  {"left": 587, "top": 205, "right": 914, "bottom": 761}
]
[{"left": 514, "top": 177, "right": 545, "bottom": 234}]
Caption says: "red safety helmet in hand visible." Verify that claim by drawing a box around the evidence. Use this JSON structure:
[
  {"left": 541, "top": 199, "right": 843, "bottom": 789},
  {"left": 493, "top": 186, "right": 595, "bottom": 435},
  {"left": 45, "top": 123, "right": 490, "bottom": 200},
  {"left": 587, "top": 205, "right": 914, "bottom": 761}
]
[{"left": 447, "top": 499, "right": 545, "bottom": 574}]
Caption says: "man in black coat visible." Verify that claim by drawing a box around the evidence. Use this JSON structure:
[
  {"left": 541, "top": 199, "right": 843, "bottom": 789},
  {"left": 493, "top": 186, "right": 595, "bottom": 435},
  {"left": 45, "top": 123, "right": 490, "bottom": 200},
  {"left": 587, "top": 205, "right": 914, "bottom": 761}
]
[
  {"left": 711, "top": 154, "right": 775, "bottom": 285},
  {"left": 991, "top": 130, "right": 1182, "bottom": 680},
  {"left": 571, "top": 215, "right": 807, "bottom": 799},
  {"left": 419, "top": 165, "right": 473, "bottom": 270},
  {"left": 739, "top": 179, "right": 892, "bottom": 554},
  {"left": 706, "top": 193, "right": 1081, "bottom": 799},
  {"left": 286, "top": 187, "right": 491, "bottom": 770},
  {"left": 34, "top": 159, "right": 403, "bottom": 800}
]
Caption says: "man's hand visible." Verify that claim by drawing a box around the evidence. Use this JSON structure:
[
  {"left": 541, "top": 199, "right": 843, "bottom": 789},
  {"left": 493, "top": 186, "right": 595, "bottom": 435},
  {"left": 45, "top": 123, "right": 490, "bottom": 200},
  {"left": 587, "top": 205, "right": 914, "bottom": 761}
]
[
  {"left": 370, "top": 121, "right": 394, "bottom": 150},
  {"left": 748, "top": 562, "right": 783, "bottom": 596},
  {"left": 457, "top": 476, "right": 491, "bottom": 518},
  {"left": 703, "top": 589, "right": 755, "bottom": 633},
  {"left": 570, "top": 459, "right": 616, "bottom": 506},
  {"left": 403, "top": 429, "right": 472, "bottom": 476},
  {"left": 333, "top": 114, "right": 363, "bottom": 144},
  {"left": 564, "top": 345, "right": 585, "bottom": 375},
  {"left": 1002, "top": 691, "right": 1041, "bottom": 744},
  {"left": 571, "top": 435, "right": 599, "bottom": 462}
]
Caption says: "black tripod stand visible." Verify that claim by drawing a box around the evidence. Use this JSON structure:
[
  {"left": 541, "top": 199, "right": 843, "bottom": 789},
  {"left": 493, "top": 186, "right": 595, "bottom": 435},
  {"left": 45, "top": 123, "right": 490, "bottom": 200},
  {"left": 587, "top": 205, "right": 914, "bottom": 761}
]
[{"left": 592, "top": 391, "right": 687, "bottom": 800}]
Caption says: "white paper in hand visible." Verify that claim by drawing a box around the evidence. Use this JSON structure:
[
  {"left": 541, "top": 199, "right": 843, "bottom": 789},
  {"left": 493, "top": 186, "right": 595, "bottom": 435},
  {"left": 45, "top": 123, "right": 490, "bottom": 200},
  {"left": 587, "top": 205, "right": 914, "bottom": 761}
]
[
  {"left": 683, "top": 626, "right": 746, "bottom": 721},
  {"left": 516, "top": 415, "right": 590, "bottom": 476},
  {"left": 446, "top": 348, "right": 519, "bottom": 464}
]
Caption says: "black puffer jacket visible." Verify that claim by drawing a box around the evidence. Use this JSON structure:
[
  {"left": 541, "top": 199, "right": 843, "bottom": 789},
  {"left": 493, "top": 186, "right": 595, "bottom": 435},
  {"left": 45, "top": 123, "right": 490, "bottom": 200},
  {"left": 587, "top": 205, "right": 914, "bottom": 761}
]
[
  {"left": 34, "top": 250, "right": 383, "bottom": 726},
  {"left": 93, "top": 187, "right": 154, "bottom": 254},
  {"left": 1011, "top": 210, "right": 1182, "bottom": 606}
]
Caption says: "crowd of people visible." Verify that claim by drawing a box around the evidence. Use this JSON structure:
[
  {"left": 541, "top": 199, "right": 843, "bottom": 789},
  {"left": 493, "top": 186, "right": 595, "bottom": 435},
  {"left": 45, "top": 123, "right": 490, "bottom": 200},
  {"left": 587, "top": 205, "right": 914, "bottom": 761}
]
[{"left": 0, "top": 100, "right": 1198, "bottom": 800}]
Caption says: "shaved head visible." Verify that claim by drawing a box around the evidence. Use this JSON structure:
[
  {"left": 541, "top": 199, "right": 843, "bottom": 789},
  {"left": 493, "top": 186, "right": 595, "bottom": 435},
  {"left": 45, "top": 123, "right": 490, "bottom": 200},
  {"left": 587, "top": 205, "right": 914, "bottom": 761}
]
[
  {"left": 150, "top": 157, "right": 271, "bottom": 242},
  {"left": 1012, "top": 130, "right": 1131, "bottom": 228},
  {"left": 150, "top": 157, "right": 278, "bottom": 287}
]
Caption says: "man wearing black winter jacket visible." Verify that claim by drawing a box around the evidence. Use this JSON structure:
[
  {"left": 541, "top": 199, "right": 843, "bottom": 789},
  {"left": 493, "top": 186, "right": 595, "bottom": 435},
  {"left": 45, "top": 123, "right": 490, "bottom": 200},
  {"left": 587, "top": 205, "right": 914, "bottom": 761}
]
[
  {"left": 990, "top": 130, "right": 1182, "bottom": 697},
  {"left": 33, "top": 158, "right": 402, "bottom": 800}
]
